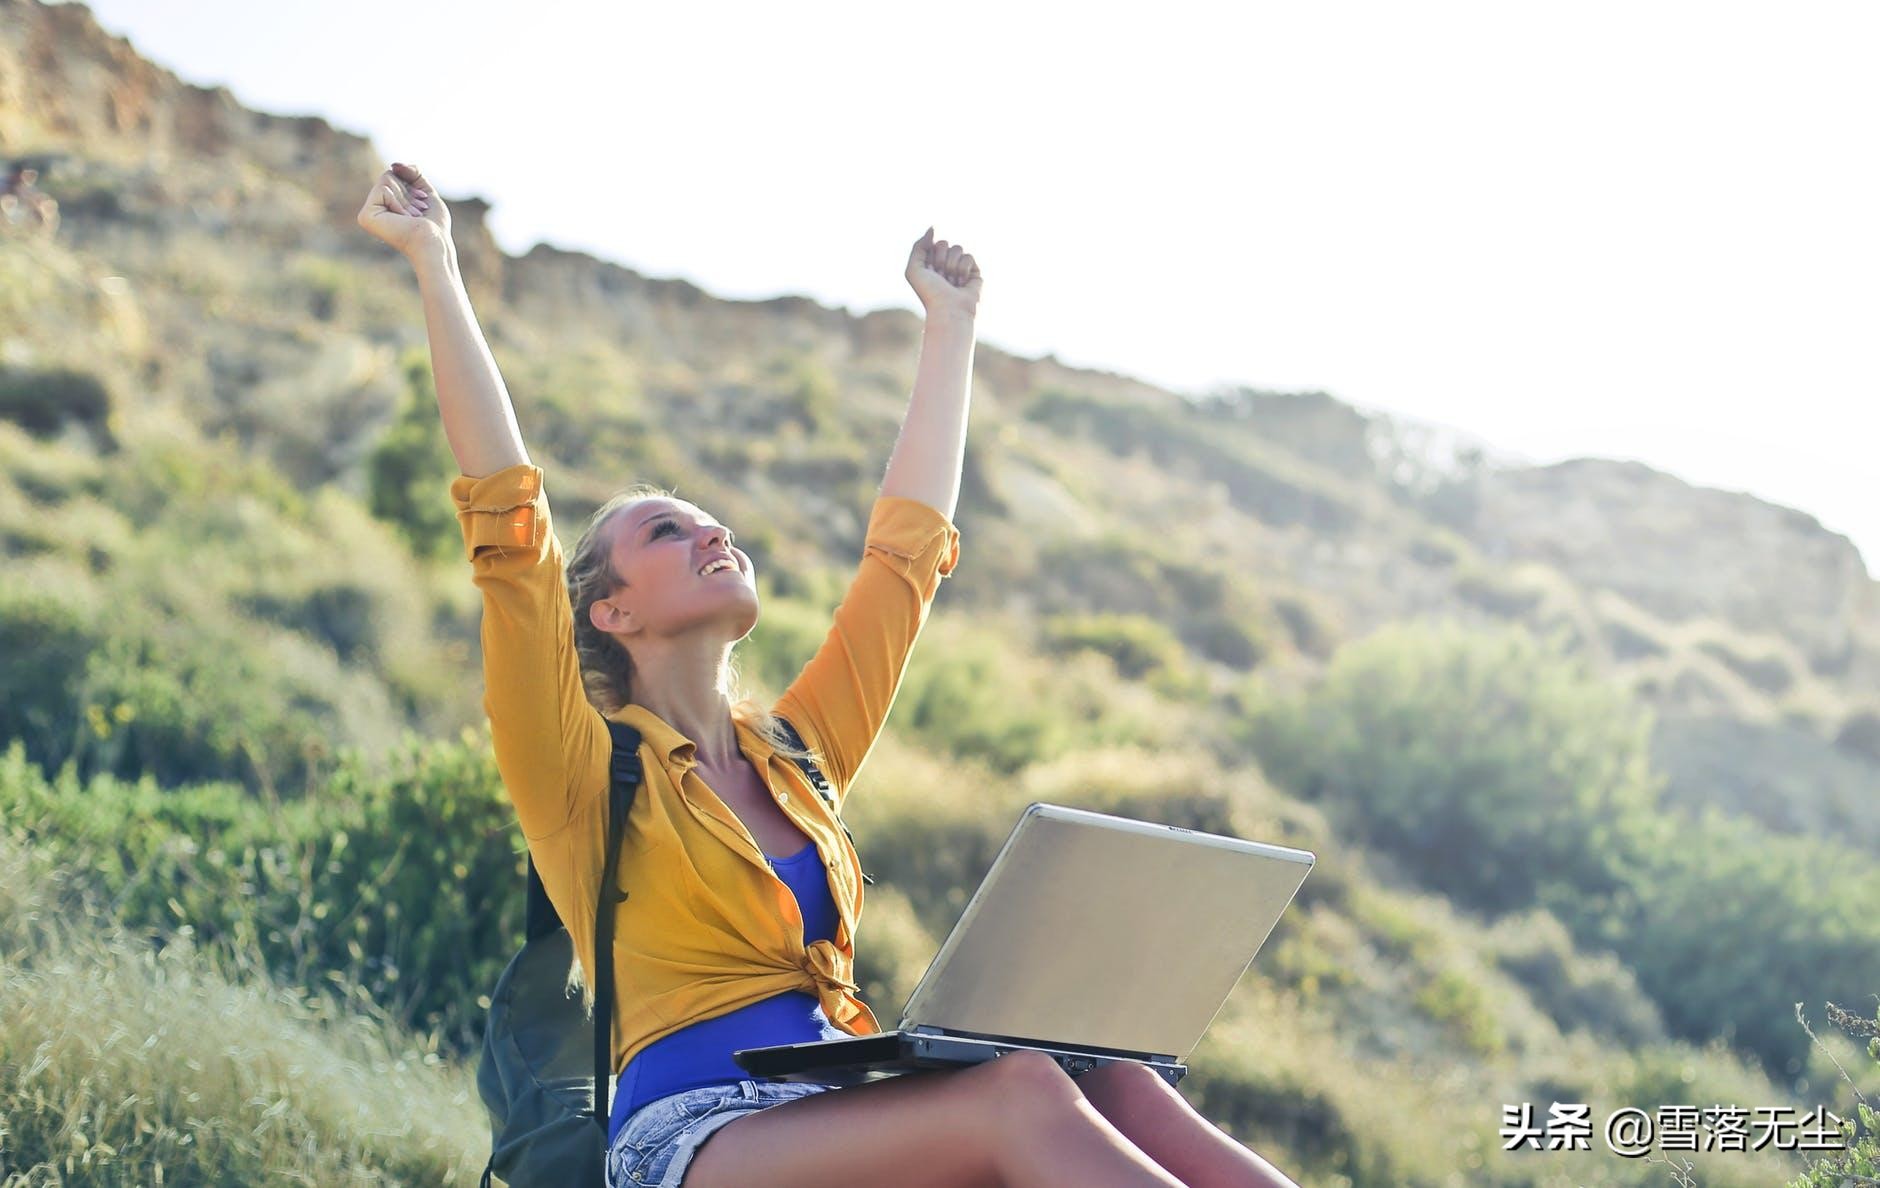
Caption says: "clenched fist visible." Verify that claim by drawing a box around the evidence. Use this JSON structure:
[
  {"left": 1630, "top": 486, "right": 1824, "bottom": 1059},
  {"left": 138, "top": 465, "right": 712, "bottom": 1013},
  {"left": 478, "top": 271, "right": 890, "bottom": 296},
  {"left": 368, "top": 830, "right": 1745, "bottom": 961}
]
[
  {"left": 905, "top": 227, "right": 983, "bottom": 319},
  {"left": 356, "top": 161, "right": 450, "bottom": 260}
]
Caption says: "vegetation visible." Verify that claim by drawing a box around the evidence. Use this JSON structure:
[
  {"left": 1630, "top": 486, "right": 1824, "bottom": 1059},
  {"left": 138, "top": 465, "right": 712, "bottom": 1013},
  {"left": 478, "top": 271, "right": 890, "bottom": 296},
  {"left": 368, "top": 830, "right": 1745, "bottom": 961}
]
[
  {"left": 368, "top": 350, "right": 464, "bottom": 562},
  {"left": 1785, "top": 1001, "right": 1880, "bottom": 1186},
  {"left": 1246, "top": 620, "right": 1880, "bottom": 1079},
  {"left": 0, "top": 149, "right": 1870, "bottom": 1184},
  {"left": 0, "top": 832, "right": 487, "bottom": 1185}
]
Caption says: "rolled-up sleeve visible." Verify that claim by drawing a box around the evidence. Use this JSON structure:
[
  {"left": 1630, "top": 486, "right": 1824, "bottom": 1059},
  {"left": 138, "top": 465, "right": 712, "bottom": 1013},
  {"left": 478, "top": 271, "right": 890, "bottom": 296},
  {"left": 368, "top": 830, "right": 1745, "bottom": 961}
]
[
  {"left": 451, "top": 463, "right": 610, "bottom": 839},
  {"left": 775, "top": 496, "right": 960, "bottom": 808}
]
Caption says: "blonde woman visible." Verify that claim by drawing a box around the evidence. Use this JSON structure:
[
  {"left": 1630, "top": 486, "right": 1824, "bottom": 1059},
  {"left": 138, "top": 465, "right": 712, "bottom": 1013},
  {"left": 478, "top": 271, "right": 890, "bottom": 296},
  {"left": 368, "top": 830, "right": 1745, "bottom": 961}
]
[{"left": 356, "top": 161, "right": 1298, "bottom": 1188}]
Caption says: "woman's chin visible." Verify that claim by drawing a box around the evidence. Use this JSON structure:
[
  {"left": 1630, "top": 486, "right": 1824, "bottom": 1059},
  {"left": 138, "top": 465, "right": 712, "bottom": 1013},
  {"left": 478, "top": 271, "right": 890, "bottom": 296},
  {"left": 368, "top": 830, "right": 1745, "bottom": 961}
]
[
  {"left": 721, "top": 594, "right": 761, "bottom": 642},
  {"left": 732, "top": 603, "right": 761, "bottom": 641}
]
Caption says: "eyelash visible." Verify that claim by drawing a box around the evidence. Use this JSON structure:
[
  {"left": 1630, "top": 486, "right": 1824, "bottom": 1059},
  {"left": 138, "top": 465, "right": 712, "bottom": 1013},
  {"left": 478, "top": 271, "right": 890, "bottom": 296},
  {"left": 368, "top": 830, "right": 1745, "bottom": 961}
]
[{"left": 652, "top": 520, "right": 734, "bottom": 546}]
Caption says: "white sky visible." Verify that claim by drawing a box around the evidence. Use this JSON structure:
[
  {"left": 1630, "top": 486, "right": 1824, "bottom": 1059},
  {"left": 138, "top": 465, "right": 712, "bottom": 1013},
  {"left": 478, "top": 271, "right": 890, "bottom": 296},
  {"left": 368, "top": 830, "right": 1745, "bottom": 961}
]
[{"left": 68, "top": 0, "right": 1879, "bottom": 576}]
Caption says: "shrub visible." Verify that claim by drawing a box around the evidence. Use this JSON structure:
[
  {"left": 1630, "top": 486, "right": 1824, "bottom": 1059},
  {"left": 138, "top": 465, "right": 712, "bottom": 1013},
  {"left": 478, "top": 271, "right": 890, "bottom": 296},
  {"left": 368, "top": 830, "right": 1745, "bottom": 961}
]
[
  {"left": 1786, "top": 1001, "right": 1880, "bottom": 1187},
  {"left": 0, "top": 833, "right": 487, "bottom": 1183},
  {"left": 1484, "top": 908, "right": 1665, "bottom": 1046},
  {"left": 1247, "top": 620, "right": 1880, "bottom": 1078},
  {"left": 1696, "top": 636, "right": 1796, "bottom": 696},
  {"left": 1042, "top": 612, "right": 1187, "bottom": 680},
  {"left": 0, "top": 733, "right": 528, "bottom": 1050},
  {"left": 1245, "top": 620, "right": 1662, "bottom": 913},
  {"left": 0, "top": 364, "right": 114, "bottom": 444},
  {"left": 1612, "top": 806, "right": 1880, "bottom": 1079},
  {"left": 59, "top": 604, "right": 396, "bottom": 796},
  {"left": 1271, "top": 592, "right": 1338, "bottom": 658},
  {"left": 1413, "top": 968, "right": 1505, "bottom": 1057},
  {"left": 0, "top": 578, "right": 98, "bottom": 767},
  {"left": 1833, "top": 707, "right": 1880, "bottom": 765},
  {"left": 1455, "top": 564, "right": 1547, "bottom": 618},
  {"left": 367, "top": 352, "right": 462, "bottom": 563}
]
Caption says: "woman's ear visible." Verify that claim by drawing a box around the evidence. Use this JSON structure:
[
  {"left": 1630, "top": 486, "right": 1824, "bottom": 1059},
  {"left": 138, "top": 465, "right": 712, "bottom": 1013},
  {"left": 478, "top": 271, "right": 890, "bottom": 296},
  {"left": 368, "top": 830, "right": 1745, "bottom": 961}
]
[{"left": 590, "top": 593, "right": 634, "bottom": 637}]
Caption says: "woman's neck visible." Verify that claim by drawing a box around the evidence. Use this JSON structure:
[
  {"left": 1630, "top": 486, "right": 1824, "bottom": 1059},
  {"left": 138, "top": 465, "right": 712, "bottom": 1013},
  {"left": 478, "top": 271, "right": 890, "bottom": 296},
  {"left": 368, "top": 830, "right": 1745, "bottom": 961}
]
[{"left": 627, "top": 638, "right": 743, "bottom": 767}]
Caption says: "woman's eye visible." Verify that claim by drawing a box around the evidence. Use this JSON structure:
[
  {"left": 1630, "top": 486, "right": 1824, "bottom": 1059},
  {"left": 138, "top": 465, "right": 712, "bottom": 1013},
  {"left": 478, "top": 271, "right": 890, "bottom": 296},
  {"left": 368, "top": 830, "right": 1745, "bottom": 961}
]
[{"left": 653, "top": 520, "right": 683, "bottom": 539}]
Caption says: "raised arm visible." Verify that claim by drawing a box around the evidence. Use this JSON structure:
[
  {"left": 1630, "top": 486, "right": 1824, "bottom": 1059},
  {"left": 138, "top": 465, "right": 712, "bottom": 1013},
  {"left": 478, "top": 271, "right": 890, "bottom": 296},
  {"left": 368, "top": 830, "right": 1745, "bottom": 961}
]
[
  {"left": 355, "top": 162, "right": 606, "bottom": 843},
  {"left": 775, "top": 229, "right": 980, "bottom": 803},
  {"left": 356, "top": 161, "right": 529, "bottom": 478},
  {"left": 878, "top": 227, "right": 983, "bottom": 520}
]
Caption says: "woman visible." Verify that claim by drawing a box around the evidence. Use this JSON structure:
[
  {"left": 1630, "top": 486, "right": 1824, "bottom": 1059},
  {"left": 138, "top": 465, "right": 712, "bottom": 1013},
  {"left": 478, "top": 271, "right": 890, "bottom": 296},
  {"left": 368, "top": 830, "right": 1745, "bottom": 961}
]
[{"left": 356, "top": 162, "right": 1298, "bottom": 1188}]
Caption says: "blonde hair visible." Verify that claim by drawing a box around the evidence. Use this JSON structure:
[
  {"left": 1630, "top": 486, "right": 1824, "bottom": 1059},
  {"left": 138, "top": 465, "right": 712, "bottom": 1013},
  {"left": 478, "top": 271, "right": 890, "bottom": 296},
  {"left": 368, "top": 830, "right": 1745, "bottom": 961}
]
[{"left": 565, "top": 484, "right": 816, "bottom": 763}]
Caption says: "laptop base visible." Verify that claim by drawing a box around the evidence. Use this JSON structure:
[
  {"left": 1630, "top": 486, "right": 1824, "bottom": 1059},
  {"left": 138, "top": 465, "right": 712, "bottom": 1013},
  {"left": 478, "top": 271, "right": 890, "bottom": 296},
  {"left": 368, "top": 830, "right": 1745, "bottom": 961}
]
[{"left": 733, "top": 1027, "right": 1187, "bottom": 1088}]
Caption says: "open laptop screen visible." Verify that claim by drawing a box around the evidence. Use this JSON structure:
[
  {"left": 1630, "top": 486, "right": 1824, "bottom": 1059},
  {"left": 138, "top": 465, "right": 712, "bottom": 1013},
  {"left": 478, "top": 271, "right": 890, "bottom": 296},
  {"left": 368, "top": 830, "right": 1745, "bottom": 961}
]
[{"left": 897, "top": 803, "right": 1314, "bottom": 1060}]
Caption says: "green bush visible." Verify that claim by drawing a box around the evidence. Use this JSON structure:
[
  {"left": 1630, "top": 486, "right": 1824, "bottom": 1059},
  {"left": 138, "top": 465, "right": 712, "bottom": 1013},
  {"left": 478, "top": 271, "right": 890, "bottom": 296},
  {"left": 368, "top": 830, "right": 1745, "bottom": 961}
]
[
  {"left": 1833, "top": 707, "right": 1880, "bottom": 765},
  {"left": 0, "top": 423, "right": 463, "bottom": 795},
  {"left": 1186, "top": 611, "right": 1267, "bottom": 669},
  {"left": 0, "top": 580, "right": 97, "bottom": 766},
  {"left": 56, "top": 602, "right": 394, "bottom": 796},
  {"left": 895, "top": 629, "right": 1071, "bottom": 773},
  {"left": 1021, "top": 533, "right": 1271, "bottom": 673},
  {"left": 1271, "top": 592, "right": 1338, "bottom": 658},
  {"left": 1244, "top": 620, "right": 1880, "bottom": 1079},
  {"left": 0, "top": 733, "right": 528, "bottom": 1050},
  {"left": 367, "top": 352, "right": 463, "bottom": 563},
  {"left": 1613, "top": 807, "right": 1880, "bottom": 1079},
  {"left": 1246, "top": 620, "right": 1662, "bottom": 912},
  {"left": 1696, "top": 636, "right": 1796, "bottom": 696},
  {"left": 1413, "top": 968, "right": 1505, "bottom": 1057},
  {"left": 1484, "top": 908, "right": 1665, "bottom": 1046},
  {"left": 1787, "top": 1001, "right": 1879, "bottom": 1187},
  {"left": 0, "top": 833, "right": 487, "bottom": 1184},
  {"left": 0, "top": 364, "right": 114, "bottom": 444},
  {"left": 1042, "top": 612, "right": 1186, "bottom": 680}
]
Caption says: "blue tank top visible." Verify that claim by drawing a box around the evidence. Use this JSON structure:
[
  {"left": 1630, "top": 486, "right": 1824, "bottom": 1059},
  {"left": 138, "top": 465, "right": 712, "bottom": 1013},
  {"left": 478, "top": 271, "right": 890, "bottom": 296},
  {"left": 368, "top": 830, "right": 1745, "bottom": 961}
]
[{"left": 607, "top": 840, "right": 848, "bottom": 1142}]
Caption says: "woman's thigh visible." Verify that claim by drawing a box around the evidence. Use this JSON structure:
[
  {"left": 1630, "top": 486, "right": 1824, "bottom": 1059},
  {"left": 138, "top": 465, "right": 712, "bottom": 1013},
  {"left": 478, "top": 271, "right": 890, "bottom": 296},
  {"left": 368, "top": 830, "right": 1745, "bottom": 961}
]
[{"left": 682, "top": 1053, "right": 1067, "bottom": 1188}]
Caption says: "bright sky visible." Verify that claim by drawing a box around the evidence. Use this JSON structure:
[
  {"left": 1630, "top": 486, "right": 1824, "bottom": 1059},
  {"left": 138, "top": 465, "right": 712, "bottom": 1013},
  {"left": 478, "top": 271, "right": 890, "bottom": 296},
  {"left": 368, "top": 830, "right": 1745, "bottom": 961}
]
[{"left": 70, "top": 0, "right": 1879, "bottom": 576}]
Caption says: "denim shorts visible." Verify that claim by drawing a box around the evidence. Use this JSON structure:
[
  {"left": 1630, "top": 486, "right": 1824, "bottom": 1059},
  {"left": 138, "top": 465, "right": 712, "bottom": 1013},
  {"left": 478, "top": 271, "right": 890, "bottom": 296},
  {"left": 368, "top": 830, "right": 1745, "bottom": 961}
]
[{"left": 606, "top": 1078, "right": 840, "bottom": 1187}]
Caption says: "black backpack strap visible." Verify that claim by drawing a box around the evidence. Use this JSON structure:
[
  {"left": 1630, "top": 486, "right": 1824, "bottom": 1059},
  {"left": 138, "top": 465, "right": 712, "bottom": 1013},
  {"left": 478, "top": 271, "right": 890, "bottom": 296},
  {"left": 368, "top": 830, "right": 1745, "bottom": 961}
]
[
  {"left": 595, "top": 720, "right": 643, "bottom": 1144},
  {"left": 773, "top": 717, "right": 875, "bottom": 887},
  {"left": 523, "top": 857, "right": 560, "bottom": 942}
]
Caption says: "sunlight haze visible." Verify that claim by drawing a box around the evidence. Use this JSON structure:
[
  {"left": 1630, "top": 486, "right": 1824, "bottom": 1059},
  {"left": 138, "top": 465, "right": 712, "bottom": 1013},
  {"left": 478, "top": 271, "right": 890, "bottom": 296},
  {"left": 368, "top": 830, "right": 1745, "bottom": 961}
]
[{"left": 64, "top": 0, "right": 1880, "bottom": 575}]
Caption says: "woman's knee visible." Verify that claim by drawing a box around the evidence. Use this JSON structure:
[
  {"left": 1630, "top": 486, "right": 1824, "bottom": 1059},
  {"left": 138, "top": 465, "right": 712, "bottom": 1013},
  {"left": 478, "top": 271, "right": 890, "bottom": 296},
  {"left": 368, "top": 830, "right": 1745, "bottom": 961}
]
[
  {"left": 972, "top": 1050, "right": 1085, "bottom": 1124},
  {"left": 1073, "top": 1060, "right": 1180, "bottom": 1127}
]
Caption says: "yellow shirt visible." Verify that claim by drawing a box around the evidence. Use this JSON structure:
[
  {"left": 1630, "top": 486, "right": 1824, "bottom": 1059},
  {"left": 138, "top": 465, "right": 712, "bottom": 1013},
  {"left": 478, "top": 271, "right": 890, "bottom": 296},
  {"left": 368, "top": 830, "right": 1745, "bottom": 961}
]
[{"left": 450, "top": 462, "right": 961, "bottom": 1074}]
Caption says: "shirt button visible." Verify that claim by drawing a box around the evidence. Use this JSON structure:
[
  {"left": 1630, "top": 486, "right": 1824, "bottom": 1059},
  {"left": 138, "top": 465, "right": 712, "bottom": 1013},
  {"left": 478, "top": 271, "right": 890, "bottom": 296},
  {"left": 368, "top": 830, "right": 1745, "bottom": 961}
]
[{"left": 777, "top": 791, "right": 788, "bottom": 802}]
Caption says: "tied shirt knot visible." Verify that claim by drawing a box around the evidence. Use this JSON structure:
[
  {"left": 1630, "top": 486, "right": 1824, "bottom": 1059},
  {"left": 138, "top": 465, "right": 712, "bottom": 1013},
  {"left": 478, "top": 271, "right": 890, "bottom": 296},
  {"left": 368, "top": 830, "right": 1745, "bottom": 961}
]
[{"left": 803, "top": 938, "right": 862, "bottom": 1026}]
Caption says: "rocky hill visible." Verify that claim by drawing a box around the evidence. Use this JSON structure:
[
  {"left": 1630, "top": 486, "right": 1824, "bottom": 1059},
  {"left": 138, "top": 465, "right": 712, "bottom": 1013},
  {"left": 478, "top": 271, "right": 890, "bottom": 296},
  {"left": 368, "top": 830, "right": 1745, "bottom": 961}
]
[
  {"left": 5, "top": 0, "right": 1875, "bottom": 830},
  {"left": 4, "top": 4, "right": 1874, "bottom": 1185}
]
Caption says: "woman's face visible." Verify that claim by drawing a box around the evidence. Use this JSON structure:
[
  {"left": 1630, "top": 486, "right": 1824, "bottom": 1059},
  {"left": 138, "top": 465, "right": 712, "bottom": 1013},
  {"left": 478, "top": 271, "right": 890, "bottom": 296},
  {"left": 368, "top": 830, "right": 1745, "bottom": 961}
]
[{"left": 592, "top": 498, "right": 758, "bottom": 644}]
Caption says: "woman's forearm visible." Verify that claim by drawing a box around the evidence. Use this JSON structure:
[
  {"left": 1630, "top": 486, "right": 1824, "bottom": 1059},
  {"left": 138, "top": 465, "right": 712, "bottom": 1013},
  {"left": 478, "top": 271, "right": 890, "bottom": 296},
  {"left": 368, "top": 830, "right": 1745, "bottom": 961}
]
[
  {"left": 880, "top": 308, "right": 976, "bottom": 521},
  {"left": 409, "top": 241, "right": 531, "bottom": 478}
]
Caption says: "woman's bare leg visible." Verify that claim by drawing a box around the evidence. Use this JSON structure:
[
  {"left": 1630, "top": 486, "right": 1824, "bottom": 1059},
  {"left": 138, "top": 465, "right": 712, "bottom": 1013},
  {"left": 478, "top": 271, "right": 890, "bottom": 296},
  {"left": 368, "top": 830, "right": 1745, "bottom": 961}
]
[
  {"left": 1073, "top": 1062, "right": 1300, "bottom": 1188},
  {"left": 683, "top": 1050, "right": 1187, "bottom": 1188}
]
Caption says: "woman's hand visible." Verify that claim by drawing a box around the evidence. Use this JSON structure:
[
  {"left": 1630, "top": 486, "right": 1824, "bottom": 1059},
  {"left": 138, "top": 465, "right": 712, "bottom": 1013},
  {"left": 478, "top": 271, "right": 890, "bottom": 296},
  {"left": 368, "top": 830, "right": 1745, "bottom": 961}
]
[
  {"left": 904, "top": 227, "right": 982, "bottom": 319},
  {"left": 355, "top": 161, "right": 451, "bottom": 261}
]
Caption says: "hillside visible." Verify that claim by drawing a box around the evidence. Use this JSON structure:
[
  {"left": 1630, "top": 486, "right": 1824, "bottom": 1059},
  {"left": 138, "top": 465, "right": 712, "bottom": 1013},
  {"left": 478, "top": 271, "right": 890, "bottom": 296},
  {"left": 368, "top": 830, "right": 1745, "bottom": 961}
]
[{"left": 2, "top": 1, "right": 1874, "bottom": 1184}]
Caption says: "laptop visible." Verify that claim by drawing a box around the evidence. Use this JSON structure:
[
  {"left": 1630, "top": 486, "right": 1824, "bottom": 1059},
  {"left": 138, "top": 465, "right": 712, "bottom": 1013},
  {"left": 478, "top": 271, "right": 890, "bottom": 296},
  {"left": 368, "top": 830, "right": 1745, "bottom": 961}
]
[{"left": 733, "top": 801, "right": 1314, "bottom": 1087}]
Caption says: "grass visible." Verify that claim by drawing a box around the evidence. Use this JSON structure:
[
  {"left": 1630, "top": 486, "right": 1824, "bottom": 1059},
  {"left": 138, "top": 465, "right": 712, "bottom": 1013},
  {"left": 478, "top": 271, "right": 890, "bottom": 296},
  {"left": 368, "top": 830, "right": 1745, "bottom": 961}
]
[{"left": 0, "top": 836, "right": 490, "bottom": 1186}]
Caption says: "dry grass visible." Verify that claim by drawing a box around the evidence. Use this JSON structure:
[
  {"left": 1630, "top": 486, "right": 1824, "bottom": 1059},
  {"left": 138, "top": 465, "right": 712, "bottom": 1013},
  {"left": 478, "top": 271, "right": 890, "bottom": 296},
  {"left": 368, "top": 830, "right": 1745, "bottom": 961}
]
[{"left": 0, "top": 837, "right": 489, "bottom": 1186}]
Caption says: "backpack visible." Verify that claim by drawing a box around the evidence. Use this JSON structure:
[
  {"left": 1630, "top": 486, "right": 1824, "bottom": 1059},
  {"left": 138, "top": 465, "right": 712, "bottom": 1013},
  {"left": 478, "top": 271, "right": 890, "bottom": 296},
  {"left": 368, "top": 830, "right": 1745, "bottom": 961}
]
[{"left": 474, "top": 716, "right": 865, "bottom": 1188}]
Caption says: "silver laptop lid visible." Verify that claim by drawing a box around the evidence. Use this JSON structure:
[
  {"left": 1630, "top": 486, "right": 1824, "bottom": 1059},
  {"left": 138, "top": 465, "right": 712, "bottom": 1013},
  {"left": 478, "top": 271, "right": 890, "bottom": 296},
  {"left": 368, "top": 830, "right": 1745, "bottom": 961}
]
[{"left": 896, "top": 802, "right": 1313, "bottom": 1061}]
